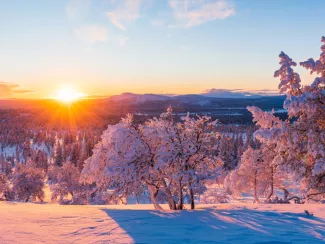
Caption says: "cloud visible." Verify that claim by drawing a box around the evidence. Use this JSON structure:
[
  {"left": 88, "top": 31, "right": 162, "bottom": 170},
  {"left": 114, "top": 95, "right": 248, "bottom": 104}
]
[
  {"left": 0, "top": 82, "right": 35, "bottom": 98},
  {"left": 202, "top": 88, "right": 254, "bottom": 98},
  {"left": 201, "top": 88, "right": 281, "bottom": 98},
  {"left": 106, "top": 0, "right": 142, "bottom": 31},
  {"left": 169, "top": 0, "right": 235, "bottom": 28},
  {"left": 74, "top": 25, "right": 108, "bottom": 43},
  {"left": 249, "top": 89, "right": 280, "bottom": 96},
  {"left": 66, "top": 0, "right": 91, "bottom": 20}
]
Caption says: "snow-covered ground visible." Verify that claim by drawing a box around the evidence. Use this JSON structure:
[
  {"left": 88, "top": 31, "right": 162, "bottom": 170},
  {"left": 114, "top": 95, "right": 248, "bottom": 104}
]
[{"left": 1, "top": 203, "right": 325, "bottom": 244}]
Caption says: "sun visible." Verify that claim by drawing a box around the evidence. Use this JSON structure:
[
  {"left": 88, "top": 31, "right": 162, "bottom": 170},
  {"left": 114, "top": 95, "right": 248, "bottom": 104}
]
[{"left": 54, "top": 86, "right": 86, "bottom": 103}]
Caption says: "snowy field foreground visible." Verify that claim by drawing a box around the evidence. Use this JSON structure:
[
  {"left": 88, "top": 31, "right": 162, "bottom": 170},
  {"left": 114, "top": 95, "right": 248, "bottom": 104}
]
[{"left": 1, "top": 203, "right": 325, "bottom": 244}]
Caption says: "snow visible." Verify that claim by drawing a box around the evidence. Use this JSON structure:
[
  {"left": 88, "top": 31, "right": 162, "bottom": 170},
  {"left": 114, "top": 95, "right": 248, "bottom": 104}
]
[
  {"left": 1, "top": 202, "right": 325, "bottom": 243},
  {"left": 0, "top": 144, "right": 17, "bottom": 157},
  {"left": 31, "top": 142, "right": 50, "bottom": 156}
]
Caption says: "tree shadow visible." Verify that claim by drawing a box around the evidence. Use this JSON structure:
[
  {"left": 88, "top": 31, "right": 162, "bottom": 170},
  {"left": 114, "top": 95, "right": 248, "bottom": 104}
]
[{"left": 100, "top": 207, "right": 325, "bottom": 244}]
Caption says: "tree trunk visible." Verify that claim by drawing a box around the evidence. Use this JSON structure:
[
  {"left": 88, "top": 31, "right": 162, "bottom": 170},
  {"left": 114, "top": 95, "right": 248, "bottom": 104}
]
[
  {"left": 189, "top": 185, "right": 195, "bottom": 210},
  {"left": 282, "top": 188, "right": 289, "bottom": 200},
  {"left": 135, "top": 194, "right": 139, "bottom": 204},
  {"left": 4, "top": 192, "right": 8, "bottom": 201},
  {"left": 148, "top": 185, "right": 163, "bottom": 211},
  {"left": 265, "top": 167, "right": 274, "bottom": 201},
  {"left": 160, "top": 180, "right": 176, "bottom": 210},
  {"left": 177, "top": 180, "right": 183, "bottom": 210},
  {"left": 25, "top": 194, "right": 31, "bottom": 202},
  {"left": 253, "top": 170, "right": 260, "bottom": 204}
]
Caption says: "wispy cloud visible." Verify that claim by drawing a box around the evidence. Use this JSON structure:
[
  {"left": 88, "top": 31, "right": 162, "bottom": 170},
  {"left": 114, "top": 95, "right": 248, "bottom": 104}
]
[
  {"left": 169, "top": 0, "right": 235, "bottom": 28},
  {"left": 0, "top": 82, "right": 35, "bottom": 98},
  {"left": 74, "top": 25, "right": 108, "bottom": 44},
  {"left": 106, "top": 0, "right": 142, "bottom": 31}
]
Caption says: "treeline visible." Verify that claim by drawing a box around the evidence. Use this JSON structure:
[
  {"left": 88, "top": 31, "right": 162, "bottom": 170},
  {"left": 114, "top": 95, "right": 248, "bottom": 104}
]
[{"left": 0, "top": 117, "right": 256, "bottom": 205}]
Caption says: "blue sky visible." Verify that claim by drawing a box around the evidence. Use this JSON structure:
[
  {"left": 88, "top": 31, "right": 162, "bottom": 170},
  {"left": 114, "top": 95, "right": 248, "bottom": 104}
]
[{"left": 0, "top": 0, "right": 324, "bottom": 99}]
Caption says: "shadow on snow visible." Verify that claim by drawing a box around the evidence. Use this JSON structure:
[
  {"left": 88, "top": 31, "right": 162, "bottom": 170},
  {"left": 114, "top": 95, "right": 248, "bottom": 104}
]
[{"left": 99, "top": 207, "right": 325, "bottom": 244}]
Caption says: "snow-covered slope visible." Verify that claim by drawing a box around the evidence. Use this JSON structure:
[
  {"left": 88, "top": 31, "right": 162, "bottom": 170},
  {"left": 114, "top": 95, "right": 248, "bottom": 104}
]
[{"left": 1, "top": 202, "right": 324, "bottom": 243}]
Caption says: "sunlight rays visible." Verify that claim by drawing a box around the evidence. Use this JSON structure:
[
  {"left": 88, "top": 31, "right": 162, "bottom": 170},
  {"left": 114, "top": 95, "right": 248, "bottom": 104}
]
[{"left": 53, "top": 86, "right": 86, "bottom": 104}]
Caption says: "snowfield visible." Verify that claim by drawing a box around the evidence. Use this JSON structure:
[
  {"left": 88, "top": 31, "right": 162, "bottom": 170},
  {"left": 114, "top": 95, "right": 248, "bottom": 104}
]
[{"left": 1, "top": 203, "right": 325, "bottom": 244}]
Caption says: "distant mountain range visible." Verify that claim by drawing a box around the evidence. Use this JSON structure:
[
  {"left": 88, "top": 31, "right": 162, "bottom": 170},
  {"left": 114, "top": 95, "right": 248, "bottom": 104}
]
[
  {"left": 0, "top": 93, "right": 287, "bottom": 124},
  {"left": 107, "top": 92, "right": 279, "bottom": 106},
  {"left": 103, "top": 92, "right": 286, "bottom": 116},
  {"left": 0, "top": 92, "right": 285, "bottom": 115}
]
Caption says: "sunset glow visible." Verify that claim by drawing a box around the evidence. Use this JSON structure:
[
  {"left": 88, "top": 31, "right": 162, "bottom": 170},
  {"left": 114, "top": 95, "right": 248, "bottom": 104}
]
[{"left": 54, "top": 87, "right": 86, "bottom": 103}]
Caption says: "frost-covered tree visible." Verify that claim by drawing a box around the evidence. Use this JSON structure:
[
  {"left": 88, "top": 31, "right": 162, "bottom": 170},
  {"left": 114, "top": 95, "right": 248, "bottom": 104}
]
[
  {"left": 55, "top": 143, "right": 64, "bottom": 167},
  {"left": 50, "top": 162, "right": 88, "bottom": 204},
  {"left": 81, "top": 114, "right": 152, "bottom": 206},
  {"left": 0, "top": 156, "right": 12, "bottom": 177},
  {"left": 181, "top": 114, "right": 223, "bottom": 208},
  {"left": 81, "top": 109, "right": 223, "bottom": 210},
  {"left": 225, "top": 147, "right": 264, "bottom": 203},
  {"left": 12, "top": 161, "right": 45, "bottom": 202},
  {"left": 218, "top": 135, "right": 238, "bottom": 171},
  {"left": 247, "top": 36, "right": 325, "bottom": 200},
  {"left": 225, "top": 145, "right": 289, "bottom": 203},
  {"left": 77, "top": 152, "right": 88, "bottom": 172},
  {"left": 33, "top": 150, "right": 48, "bottom": 172},
  {"left": 70, "top": 143, "right": 81, "bottom": 167},
  {"left": 140, "top": 109, "right": 223, "bottom": 209}
]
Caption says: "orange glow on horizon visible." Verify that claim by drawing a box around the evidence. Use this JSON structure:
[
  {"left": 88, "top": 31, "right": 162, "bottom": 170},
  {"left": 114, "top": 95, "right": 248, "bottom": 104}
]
[{"left": 53, "top": 86, "right": 86, "bottom": 104}]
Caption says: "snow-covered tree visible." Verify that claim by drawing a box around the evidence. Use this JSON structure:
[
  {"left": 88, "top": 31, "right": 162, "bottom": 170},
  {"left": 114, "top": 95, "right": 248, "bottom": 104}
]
[
  {"left": 81, "top": 109, "right": 223, "bottom": 210},
  {"left": 225, "top": 147, "right": 264, "bottom": 203},
  {"left": 54, "top": 143, "right": 64, "bottom": 167},
  {"left": 70, "top": 143, "right": 81, "bottom": 167},
  {"left": 225, "top": 145, "right": 289, "bottom": 203},
  {"left": 247, "top": 36, "right": 325, "bottom": 200},
  {"left": 50, "top": 162, "right": 88, "bottom": 204},
  {"left": 0, "top": 156, "right": 12, "bottom": 177},
  {"left": 12, "top": 161, "right": 45, "bottom": 202},
  {"left": 33, "top": 150, "right": 48, "bottom": 172},
  {"left": 81, "top": 114, "right": 152, "bottom": 206},
  {"left": 218, "top": 135, "right": 238, "bottom": 171},
  {"left": 139, "top": 108, "right": 223, "bottom": 209}
]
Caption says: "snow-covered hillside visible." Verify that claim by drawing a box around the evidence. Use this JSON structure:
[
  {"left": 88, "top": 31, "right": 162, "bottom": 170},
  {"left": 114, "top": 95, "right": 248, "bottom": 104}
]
[{"left": 1, "top": 203, "right": 325, "bottom": 244}]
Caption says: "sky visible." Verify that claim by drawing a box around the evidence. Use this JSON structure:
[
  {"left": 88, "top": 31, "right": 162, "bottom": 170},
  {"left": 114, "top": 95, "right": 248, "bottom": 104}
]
[{"left": 0, "top": 0, "right": 325, "bottom": 99}]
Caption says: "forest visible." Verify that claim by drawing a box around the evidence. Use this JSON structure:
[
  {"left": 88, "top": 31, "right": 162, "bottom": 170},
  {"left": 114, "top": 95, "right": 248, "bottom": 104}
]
[{"left": 0, "top": 37, "right": 324, "bottom": 210}]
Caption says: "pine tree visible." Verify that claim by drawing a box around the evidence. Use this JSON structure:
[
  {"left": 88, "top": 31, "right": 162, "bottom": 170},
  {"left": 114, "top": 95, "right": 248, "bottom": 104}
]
[{"left": 55, "top": 143, "right": 64, "bottom": 167}]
